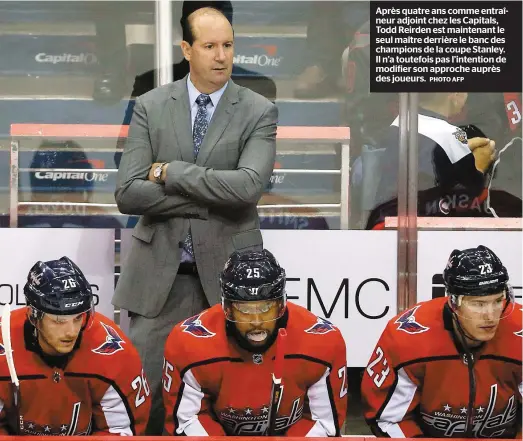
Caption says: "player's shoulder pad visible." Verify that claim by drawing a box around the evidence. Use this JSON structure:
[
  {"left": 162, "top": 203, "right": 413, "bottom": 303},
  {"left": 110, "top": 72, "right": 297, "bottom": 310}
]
[
  {"left": 83, "top": 313, "right": 136, "bottom": 359},
  {"left": 166, "top": 305, "right": 227, "bottom": 365},
  {"left": 286, "top": 303, "right": 346, "bottom": 355},
  {"left": 170, "top": 305, "right": 223, "bottom": 340},
  {"left": 291, "top": 303, "right": 341, "bottom": 336},
  {"left": 387, "top": 297, "right": 446, "bottom": 334},
  {"left": 382, "top": 298, "right": 447, "bottom": 359},
  {"left": 387, "top": 298, "right": 440, "bottom": 335}
]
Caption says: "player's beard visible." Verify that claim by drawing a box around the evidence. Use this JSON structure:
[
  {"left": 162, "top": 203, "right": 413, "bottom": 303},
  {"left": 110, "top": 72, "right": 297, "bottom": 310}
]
[{"left": 226, "top": 309, "right": 288, "bottom": 354}]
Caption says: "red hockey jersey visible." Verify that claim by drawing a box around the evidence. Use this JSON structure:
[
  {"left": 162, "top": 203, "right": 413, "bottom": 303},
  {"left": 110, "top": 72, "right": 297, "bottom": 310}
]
[
  {"left": 362, "top": 297, "right": 522, "bottom": 438},
  {"left": 163, "top": 302, "right": 347, "bottom": 436},
  {"left": 0, "top": 308, "right": 150, "bottom": 435}
]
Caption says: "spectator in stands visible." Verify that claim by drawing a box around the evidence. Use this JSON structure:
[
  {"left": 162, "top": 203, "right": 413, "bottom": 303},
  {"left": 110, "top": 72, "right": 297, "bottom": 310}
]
[
  {"left": 341, "top": 24, "right": 521, "bottom": 224},
  {"left": 294, "top": 1, "right": 368, "bottom": 98},
  {"left": 113, "top": 6, "right": 277, "bottom": 435},
  {"left": 365, "top": 92, "right": 497, "bottom": 229},
  {"left": 451, "top": 93, "right": 522, "bottom": 218}
]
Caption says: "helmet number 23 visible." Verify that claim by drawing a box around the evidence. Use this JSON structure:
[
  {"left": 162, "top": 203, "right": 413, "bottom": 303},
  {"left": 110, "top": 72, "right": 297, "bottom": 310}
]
[
  {"left": 131, "top": 369, "right": 150, "bottom": 408},
  {"left": 479, "top": 263, "right": 492, "bottom": 274},
  {"left": 366, "top": 346, "right": 390, "bottom": 388}
]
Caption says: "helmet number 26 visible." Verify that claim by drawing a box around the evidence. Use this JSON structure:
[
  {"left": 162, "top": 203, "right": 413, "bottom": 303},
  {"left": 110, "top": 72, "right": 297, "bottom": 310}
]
[{"left": 63, "top": 278, "right": 78, "bottom": 289}]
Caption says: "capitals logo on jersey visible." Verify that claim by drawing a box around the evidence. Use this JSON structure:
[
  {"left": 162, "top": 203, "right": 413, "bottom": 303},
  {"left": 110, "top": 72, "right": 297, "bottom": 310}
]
[
  {"left": 92, "top": 322, "right": 125, "bottom": 355},
  {"left": 305, "top": 317, "right": 335, "bottom": 335},
  {"left": 395, "top": 305, "right": 430, "bottom": 334},
  {"left": 181, "top": 312, "right": 216, "bottom": 338}
]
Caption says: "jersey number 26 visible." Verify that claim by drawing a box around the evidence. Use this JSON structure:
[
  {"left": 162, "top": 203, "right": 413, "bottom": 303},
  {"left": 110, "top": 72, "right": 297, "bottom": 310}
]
[{"left": 131, "top": 369, "right": 150, "bottom": 408}]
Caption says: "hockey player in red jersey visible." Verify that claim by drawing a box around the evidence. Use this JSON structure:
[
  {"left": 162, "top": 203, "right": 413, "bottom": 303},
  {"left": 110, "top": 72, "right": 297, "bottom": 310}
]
[
  {"left": 362, "top": 245, "right": 522, "bottom": 438},
  {"left": 163, "top": 249, "right": 347, "bottom": 436},
  {"left": 0, "top": 257, "right": 150, "bottom": 435}
]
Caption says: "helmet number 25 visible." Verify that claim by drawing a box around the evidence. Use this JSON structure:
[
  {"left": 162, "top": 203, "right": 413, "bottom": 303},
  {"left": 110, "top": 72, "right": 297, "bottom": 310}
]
[
  {"left": 366, "top": 346, "right": 390, "bottom": 388},
  {"left": 246, "top": 268, "right": 260, "bottom": 278}
]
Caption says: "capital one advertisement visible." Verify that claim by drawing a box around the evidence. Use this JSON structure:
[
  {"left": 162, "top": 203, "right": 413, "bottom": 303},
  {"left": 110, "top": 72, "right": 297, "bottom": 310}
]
[{"left": 0, "top": 229, "right": 116, "bottom": 317}]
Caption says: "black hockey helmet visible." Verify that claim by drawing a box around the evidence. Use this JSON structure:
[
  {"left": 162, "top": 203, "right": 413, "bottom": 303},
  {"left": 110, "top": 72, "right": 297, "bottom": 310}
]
[
  {"left": 24, "top": 256, "right": 94, "bottom": 321},
  {"left": 443, "top": 245, "right": 514, "bottom": 319},
  {"left": 443, "top": 245, "right": 509, "bottom": 296},
  {"left": 220, "top": 249, "right": 286, "bottom": 322}
]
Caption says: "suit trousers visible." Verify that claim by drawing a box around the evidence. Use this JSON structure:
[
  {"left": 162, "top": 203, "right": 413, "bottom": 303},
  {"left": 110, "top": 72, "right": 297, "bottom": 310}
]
[{"left": 128, "top": 273, "right": 210, "bottom": 435}]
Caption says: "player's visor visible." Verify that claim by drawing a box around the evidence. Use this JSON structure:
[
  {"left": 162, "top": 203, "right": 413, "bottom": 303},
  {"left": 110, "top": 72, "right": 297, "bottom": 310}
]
[
  {"left": 223, "top": 296, "right": 286, "bottom": 323},
  {"left": 46, "top": 311, "right": 91, "bottom": 325},
  {"left": 36, "top": 301, "right": 95, "bottom": 330},
  {"left": 449, "top": 286, "right": 515, "bottom": 321}
]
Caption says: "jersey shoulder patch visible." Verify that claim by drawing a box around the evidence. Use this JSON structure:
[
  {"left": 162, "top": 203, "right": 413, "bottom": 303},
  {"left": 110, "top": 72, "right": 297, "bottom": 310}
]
[
  {"left": 304, "top": 316, "right": 336, "bottom": 335},
  {"left": 394, "top": 305, "right": 430, "bottom": 334},
  {"left": 92, "top": 321, "right": 126, "bottom": 355},
  {"left": 181, "top": 311, "right": 216, "bottom": 338}
]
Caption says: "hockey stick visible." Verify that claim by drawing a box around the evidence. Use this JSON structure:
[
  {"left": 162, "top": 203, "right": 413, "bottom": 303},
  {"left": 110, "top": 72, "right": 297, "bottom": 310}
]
[
  {"left": 266, "top": 328, "right": 287, "bottom": 436},
  {"left": 2, "top": 304, "right": 22, "bottom": 434}
]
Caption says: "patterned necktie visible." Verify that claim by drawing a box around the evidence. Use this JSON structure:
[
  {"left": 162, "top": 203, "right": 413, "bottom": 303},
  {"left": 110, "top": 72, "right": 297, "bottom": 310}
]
[
  {"left": 182, "top": 93, "right": 212, "bottom": 260},
  {"left": 193, "top": 93, "right": 211, "bottom": 158}
]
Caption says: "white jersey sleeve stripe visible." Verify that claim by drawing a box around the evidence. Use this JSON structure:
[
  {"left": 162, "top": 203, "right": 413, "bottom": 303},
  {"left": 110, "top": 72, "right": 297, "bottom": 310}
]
[
  {"left": 175, "top": 369, "right": 209, "bottom": 436},
  {"left": 377, "top": 367, "right": 418, "bottom": 438},
  {"left": 305, "top": 367, "right": 336, "bottom": 437},
  {"left": 100, "top": 385, "right": 133, "bottom": 436}
]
